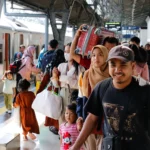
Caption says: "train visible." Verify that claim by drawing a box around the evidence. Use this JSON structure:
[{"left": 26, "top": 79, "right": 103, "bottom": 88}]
[{"left": 0, "top": 17, "right": 73, "bottom": 93}]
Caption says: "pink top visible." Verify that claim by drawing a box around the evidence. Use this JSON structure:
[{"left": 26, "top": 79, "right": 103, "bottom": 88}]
[
  {"left": 59, "top": 123, "right": 84, "bottom": 150},
  {"left": 19, "top": 56, "right": 40, "bottom": 81},
  {"left": 134, "top": 63, "right": 149, "bottom": 81}
]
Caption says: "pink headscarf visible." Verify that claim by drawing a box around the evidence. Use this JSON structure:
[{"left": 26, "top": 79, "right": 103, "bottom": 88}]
[{"left": 22, "top": 46, "right": 35, "bottom": 59}]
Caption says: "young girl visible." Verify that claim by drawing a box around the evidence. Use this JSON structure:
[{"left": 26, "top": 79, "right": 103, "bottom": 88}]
[
  {"left": 1, "top": 70, "right": 16, "bottom": 114},
  {"left": 14, "top": 79, "right": 39, "bottom": 141},
  {"left": 59, "top": 103, "right": 84, "bottom": 150}
]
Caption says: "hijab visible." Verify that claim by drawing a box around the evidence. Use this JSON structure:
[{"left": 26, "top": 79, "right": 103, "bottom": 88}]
[
  {"left": 23, "top": 46, "right": 35, "bottom": 59},
  {"left": 82, "top": 45, "right": 110, "bottom": 97}
]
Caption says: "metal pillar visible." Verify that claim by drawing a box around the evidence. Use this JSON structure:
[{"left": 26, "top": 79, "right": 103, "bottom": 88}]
[{"left": 45, "top": 16, "right": 49, "bottom": 51}]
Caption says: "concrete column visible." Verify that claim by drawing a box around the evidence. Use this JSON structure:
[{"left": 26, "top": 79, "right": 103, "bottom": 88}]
[
  {"left": 0, "top": 0, "right": 3, "bottom": 18},
  {"left": 146, "top": 16, "right": 150, "bottom": 42},
  {"left": 49, "top": 10, "right": 70, "bottom": 50},
  {"left": 139, "top": 28, "right": 147, "bottom": 46}
]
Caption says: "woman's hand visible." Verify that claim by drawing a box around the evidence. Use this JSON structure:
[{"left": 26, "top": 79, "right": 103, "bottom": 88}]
[
  {"left": 75, "top": 24, "right": 88, "bottom": 37},
  {"left": 76, "top": 117, "right": 83, "bottom": 132},
  {"left": 52, "top": 67, "right": 59, "bottom": 79}
]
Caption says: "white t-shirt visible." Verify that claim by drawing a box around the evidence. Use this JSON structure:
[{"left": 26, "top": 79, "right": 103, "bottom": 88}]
[{"left": 3, "top": 79, "right": 16, "bottom": 94}]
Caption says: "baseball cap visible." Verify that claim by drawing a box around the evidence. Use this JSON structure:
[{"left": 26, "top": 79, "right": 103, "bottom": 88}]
[{"left": 107, "top": 45, "right": 134, "bottom": 62}]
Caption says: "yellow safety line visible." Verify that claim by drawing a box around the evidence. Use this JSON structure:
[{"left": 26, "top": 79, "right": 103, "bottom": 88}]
[{"left": 0, "top": 106, "right": 6, "bottom": 115}]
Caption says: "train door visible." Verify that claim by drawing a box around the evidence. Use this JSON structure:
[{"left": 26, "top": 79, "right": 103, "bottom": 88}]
[{"left": 4, "top": 33, "right": 10, "bottom": 70}]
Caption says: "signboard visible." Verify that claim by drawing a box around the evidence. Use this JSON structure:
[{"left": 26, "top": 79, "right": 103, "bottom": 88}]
[
  {"left": 122, "top": 26, "right": 139, "bottom": 30},
  {"left": 123, "top": 34, "right": 135, "bottom": 39},
  {"left": 105, "top": 22, "right": 121, "bottom": 31}
]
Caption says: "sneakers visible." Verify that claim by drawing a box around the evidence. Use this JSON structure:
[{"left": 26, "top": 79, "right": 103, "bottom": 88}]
[
  {"left": 8, "top": 110, "right": 12, "bottom": 114},
  {"left": 49, "top": 126, "right": 58, "bottom": 135}
]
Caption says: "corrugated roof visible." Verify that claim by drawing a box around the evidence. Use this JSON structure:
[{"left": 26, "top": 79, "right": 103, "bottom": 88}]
[{"left": 6, "top": 0, "right": 150, "bottom": 27}]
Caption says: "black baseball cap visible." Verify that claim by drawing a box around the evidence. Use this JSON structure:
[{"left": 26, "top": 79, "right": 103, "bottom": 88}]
[{"left": 107, "top": 45, "right": 134, "bottom": 62}]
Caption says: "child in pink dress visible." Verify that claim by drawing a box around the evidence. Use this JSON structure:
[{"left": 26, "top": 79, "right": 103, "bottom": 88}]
[{"left": 59, "top": 103, "right": 84, "bottom": 150}]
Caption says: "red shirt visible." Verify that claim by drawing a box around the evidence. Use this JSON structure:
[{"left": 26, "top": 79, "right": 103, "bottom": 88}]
[{"left": 79, "top": 56, "right": 91, "bottom": 69}]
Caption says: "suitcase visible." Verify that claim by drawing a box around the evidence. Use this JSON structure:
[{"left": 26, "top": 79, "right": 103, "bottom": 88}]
[
  {"left": 75, "top": 26, "right": 103, "bottom": 57},
  {"left": 75, "top": 26, "right": 115, "bottom": 57}
]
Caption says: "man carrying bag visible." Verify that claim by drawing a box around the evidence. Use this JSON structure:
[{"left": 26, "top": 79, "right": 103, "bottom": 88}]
[{"left": 70, "top": 45, "right": 150, "bottom": 150}]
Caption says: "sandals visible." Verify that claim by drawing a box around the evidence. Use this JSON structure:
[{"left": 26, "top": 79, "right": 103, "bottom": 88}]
[
  {"left": 28, "top": 133, "right": 37, "bottom": 140},
  {"left": 49, "top": 126, "right": 58, "bottom": 135},
  {"left": 23, "top": 135, "right": 28, "bottom": 141}
]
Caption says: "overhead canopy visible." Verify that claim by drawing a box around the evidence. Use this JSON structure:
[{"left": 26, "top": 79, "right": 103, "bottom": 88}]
[
  {"left": 107, "top": 0, "right": 150, "bottom": 27},
  {"left": 6, "top": 0, "right": 150, "bottom": 27},
  {"left": 6, "top": 0, "right": 101, "bottom": 27}
]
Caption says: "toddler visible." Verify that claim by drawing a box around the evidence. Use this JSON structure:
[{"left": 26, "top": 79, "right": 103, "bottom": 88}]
[
  {"left": 1, "top": 70, "right": 16, "bottom": 114},
  {"left": 14, "top": 79, "right": 40, "bottom": 141},
  {"left": 59, "top": 103, "right": 84, "bottom": 150}
]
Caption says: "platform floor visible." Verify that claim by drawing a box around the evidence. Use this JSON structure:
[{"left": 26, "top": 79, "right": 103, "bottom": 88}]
[
  {"left": 0, "top": 109, "right": 60, "bottom": 150},
  {"left": 0, "top": 85, "right": 60, "bottom": 150}
]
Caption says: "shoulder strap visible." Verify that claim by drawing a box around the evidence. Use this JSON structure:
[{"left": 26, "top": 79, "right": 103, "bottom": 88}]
[{"left": 18, "top": 55, "right": 31, "bottom": 71}]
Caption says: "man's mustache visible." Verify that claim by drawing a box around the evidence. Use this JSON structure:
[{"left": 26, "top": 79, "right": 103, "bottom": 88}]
[{"left": 113, "top": 72, "right": 124, "bottom": 76}]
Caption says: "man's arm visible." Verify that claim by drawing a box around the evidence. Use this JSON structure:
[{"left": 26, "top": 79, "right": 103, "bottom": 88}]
[{"left": 70, "top": 113, "right": 98, "bottom": 150}]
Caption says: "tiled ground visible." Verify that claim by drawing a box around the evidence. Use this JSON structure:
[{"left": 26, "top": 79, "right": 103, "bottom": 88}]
[
  {"left": 0, "top": 111, "right": 60, "bottom": 150},
  {"left": 0, "top": 85, "right": 60, "bottom": 150}
]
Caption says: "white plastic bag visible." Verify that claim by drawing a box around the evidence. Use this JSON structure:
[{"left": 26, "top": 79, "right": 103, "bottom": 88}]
[{"left": 32, "top": 89, "right": 62, "bottom": 120}]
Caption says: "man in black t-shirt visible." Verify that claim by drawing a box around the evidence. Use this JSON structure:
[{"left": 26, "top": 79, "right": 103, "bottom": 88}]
[{"left": 70, "top": 45, "right": 150, "bottom": 150}]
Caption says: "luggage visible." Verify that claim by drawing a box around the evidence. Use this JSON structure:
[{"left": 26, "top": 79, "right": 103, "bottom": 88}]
[
  {"left": 75, "top": 26, "right": 115, "bottom": 57},
  {"left": 75, "top": 26, "right": 102, "bottom": 57}
]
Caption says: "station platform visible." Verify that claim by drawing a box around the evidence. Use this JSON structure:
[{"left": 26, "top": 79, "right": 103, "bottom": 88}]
[{"left": 0, "top": 85, "right": 60, "bottom": 150}]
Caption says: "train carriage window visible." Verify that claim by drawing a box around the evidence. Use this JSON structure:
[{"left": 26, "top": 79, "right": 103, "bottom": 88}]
[{"left": 20, "top": 34, "right": 23, "bottom": 45}]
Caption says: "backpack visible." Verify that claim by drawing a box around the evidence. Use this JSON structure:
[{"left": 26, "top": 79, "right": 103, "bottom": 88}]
[
  {"left": 9, "top": 58, "right": 25, "bottom": 74},
  {"left": 41, "top": 50, "right": 55, "bottom": 73},
  {"left": 14, "top": 52, "right": 23, "bottom": 61},
  {"left": 45, "top": 49, "right": 65, "bottom": 74}
]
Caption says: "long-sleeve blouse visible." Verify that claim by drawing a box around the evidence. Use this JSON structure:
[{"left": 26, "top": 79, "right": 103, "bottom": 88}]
[{"left": 19, "top": 56, "right": 40, "bottom": 80}]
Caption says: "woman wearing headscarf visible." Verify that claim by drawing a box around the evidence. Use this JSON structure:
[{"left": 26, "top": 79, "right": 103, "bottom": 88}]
[
  {"left": 77, "top": 45, "right": 110, "bottom": 150},
  {"left": 19, "top": 46, "right": 41, "bottom": 80},
  {"left": 14, "top": 46, "right": 41, "bottom": 103}
]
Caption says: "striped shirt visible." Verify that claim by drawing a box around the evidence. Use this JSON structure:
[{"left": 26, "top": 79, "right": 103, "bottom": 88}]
[{"left": 59, "top": 122, "right": 84, "bottom": 150}]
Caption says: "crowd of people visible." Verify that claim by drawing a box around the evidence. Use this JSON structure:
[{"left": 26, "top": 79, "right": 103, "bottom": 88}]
[{"left": 1, "top": 24, "right": 150, "bottom": 150}]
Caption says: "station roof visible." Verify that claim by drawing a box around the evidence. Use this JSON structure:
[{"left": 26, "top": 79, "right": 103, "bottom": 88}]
[
  {"left": 6, "top": 0, "right": 150, "bottom": 27},
  {"left": 7, "top": 0, "right": 100, "bottom": 27}
]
